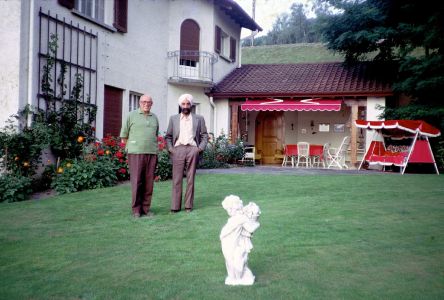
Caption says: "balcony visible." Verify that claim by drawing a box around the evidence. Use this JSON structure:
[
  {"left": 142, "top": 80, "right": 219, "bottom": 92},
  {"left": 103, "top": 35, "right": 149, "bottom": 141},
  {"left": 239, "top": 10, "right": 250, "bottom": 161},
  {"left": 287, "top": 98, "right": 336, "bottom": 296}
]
[{"left": 167, "top": 50, "right": 218, "bottom": 87}]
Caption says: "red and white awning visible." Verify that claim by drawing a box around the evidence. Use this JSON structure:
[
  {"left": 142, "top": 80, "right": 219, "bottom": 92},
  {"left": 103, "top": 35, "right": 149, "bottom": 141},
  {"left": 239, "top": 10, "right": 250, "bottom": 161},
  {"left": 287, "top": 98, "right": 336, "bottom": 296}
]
[
  {"left": 240, "top": 98, "right": 342, "bottom": 112},
  {"left": 355, "top": 120, "right": 441, "bottom": 138}
]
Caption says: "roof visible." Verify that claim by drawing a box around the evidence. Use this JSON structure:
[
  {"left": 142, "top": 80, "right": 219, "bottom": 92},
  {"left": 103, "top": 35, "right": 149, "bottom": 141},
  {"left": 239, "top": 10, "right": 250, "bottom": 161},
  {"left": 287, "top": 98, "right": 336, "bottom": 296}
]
[
  {"left": 215, "top": 0, "right": 262, "bottom": 32},
  {"left": 209, "top": 62, "right": 395, "bottom": 98}
]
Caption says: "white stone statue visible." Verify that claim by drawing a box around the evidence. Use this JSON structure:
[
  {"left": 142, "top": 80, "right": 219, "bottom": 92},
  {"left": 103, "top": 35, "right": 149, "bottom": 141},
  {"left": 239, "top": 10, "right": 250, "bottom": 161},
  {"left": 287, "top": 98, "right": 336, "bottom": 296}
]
[{"left": 220, "top": 195, "right": 261, "bottom": 286}]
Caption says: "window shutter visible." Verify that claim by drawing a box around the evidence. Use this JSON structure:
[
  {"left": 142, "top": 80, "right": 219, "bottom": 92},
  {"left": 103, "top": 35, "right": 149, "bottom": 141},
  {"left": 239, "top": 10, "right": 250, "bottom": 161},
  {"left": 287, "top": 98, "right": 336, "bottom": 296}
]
[
  {"left": 215, "top": 26, "right": 221, "bottom": 54},
  {"left": 58, "top": 0, "right": 75, "bottom": 9},
  {"left": 230, "top": 37, "right": 236, "bottom": 61},
  {"left": 114, "top": 0, "right": 128, "bottom": 33},
  {"left": 180, "top": 20, "right": 200, "bottom": 62}
]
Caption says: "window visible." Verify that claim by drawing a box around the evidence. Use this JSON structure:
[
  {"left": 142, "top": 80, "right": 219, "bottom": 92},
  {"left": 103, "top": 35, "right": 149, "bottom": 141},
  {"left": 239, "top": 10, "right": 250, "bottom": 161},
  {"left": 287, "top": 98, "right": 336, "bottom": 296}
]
[
  {"left": 215, "top": 25, "right": 234, "bottom": 62},
  {"left": 129, "top": 92, "right": 142, "bottom": 112},
  {"left": 76, "top": 0, "right": 105, "bottom": 23},
  {"left": 180, "top": 19, "right": 200, "bottom": 67}
]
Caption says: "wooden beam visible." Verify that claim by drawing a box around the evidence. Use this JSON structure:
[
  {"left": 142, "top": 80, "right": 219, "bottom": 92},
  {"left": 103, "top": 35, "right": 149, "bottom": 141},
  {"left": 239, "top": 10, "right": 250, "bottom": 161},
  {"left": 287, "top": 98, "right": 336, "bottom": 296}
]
[
  {"left": 230, "top": 103, "right": 239, "bottom": 144},
  {"left": 350, "top": 103, "right": 359, "bottom": 167}
]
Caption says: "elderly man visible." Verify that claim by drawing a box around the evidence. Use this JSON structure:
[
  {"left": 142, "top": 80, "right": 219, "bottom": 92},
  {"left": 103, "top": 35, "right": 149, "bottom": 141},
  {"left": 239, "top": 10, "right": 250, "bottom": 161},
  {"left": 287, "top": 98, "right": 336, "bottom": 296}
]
[
  {"left": 165, "top": 94, "right": 208, "bottom": 213},
  {"left": 120, "top": 95, "right": 159, "bottom": 218}
]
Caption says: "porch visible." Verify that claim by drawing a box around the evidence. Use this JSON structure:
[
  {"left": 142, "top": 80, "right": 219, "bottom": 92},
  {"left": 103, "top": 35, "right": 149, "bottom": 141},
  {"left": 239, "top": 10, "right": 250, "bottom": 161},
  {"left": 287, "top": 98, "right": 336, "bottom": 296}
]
[{"left": 228, "top": 98, "right": 368, "bottom": 168}]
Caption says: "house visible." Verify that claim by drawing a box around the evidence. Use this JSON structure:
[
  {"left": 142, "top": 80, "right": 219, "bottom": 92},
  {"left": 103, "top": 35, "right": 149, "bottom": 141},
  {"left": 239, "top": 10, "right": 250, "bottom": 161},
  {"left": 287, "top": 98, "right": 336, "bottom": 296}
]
[
  {"left": 208, "top": 61, "right": 396, "bottom": 166},
  {"left": 1, "top": 0, "right": 396, "bottom": 167},
  {"left": 0, "top": 0, "right": 261, "bottom": 138}
]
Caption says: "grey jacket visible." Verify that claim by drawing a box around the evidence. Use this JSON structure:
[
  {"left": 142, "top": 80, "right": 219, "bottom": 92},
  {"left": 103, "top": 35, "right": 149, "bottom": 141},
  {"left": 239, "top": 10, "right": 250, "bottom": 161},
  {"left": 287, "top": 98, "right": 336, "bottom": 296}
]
[{"left": 165, "top": 114, "right": 208, "bottom": 152}]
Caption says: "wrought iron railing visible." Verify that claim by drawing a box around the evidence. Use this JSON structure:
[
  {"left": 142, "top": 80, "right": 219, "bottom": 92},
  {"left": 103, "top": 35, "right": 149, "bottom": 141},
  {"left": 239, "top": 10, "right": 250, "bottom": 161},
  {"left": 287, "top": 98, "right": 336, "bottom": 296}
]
[{"left": 167, "top": 50, "right": 218, "bottom": 83}]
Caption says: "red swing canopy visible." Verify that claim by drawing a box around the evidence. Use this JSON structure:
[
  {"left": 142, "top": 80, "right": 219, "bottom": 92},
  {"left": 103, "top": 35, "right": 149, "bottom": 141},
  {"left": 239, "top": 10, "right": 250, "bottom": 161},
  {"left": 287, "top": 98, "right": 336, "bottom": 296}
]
[{"left": 355, "top": 120, "right": 441, "bottom": 138}]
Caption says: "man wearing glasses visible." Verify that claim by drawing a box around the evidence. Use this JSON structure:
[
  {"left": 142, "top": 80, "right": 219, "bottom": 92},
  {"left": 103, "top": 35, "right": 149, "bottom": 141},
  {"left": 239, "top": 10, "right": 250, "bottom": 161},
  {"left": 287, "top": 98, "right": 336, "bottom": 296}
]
[{"left": 120, "top": 95, "right": 159, "bottom": 218}]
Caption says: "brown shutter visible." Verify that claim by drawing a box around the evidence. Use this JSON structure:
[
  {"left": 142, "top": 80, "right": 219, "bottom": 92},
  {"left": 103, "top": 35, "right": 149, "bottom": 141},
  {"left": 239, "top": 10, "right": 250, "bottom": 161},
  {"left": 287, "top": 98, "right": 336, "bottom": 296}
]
[
  {"left": 215, "top": 26, "right": 221, "bottom": 54},
  {"left": 114, "top": 0, "right": 128, "bottom": 33},
  {"left": 230, "top": 37, "right": 236, "bottom": 61},
  {"left": 58, "top": 0, "right": 75, "bottom": 9},
  {"left": 103, "top": 86, "right": 123, "bottom": 137},
  {"left": 180, "top": 20, "right": 200, "bottom": 62}
]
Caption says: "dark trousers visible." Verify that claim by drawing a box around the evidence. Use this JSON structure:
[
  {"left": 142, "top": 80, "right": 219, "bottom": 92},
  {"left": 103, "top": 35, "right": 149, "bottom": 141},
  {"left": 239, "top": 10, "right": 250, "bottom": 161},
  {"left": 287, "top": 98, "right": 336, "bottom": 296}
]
[
  {"left": 128, "top": 154, "right": 157, "bottom": 215},
  {"left": 171, "top": 145, "right": 200, "bottom": 211}
]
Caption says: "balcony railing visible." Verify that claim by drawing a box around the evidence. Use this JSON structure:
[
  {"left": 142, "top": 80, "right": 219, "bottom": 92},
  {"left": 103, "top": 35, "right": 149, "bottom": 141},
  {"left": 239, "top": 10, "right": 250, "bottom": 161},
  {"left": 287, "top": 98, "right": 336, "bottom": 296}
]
[{"left": 167, "top": 50, "right": 218, "bottom": 86}]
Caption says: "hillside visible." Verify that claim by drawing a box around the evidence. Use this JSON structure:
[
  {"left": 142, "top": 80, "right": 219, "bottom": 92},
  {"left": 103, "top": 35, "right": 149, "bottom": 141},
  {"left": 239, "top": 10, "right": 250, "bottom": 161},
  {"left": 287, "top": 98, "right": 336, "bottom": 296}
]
[{"left": 241, "top": 43, "right": 345, "bottom": 64}]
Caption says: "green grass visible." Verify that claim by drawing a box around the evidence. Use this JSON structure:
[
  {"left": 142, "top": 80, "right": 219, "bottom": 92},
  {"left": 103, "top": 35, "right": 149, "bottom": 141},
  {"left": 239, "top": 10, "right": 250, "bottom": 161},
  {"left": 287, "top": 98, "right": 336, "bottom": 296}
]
[
  {"left": 1, "top": 174, "right": 444, "bottom": 299},
  {"left": 241, "top": 43, "right": 345, "bottom": 64}
]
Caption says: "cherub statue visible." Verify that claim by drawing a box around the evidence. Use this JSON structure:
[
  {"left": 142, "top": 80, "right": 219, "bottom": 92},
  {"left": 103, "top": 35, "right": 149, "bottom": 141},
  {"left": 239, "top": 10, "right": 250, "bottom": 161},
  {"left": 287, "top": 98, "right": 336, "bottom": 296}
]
[{"left": 220, "top": 195, "right": 261, "bottom": 285}]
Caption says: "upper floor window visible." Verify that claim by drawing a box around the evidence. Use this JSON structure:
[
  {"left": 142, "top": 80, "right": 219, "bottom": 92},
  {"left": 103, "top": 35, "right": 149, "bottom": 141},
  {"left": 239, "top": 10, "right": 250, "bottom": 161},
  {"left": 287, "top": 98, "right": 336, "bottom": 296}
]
[
  {"left": 58, "top": 0, "right": 127, "bottom": 33},
  {"left": 215, "top": 25, "right": 236, "bottom": 62},
  {"left": 76, "top": 0, "right": 105, "bottom": 23},
  {"left": 180, "top": 19, "right": 200, "bottom": 67}
]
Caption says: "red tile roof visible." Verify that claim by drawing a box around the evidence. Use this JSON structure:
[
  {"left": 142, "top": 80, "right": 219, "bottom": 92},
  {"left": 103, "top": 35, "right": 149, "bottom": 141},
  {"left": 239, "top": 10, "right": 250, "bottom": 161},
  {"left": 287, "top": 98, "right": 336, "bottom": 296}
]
[{"left": 209, "top": 62, "right": 394, "bottom": 98}]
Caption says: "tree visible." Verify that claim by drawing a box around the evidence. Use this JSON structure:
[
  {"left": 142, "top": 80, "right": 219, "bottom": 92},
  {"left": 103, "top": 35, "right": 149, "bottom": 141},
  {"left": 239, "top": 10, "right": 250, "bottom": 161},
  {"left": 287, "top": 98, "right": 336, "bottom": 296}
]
[{"left": 316, "top": 0, "right": 444, "bottom": 167}]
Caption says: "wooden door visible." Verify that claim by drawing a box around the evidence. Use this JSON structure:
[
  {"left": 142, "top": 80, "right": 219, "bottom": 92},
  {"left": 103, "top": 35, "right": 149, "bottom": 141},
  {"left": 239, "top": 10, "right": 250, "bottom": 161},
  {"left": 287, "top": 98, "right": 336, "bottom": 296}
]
[
  {"left": 103, "top": 85, "right": 123, "bottom": 137},
  {"left": 255, "top": 111, "right": 284, "bottom": 164}
]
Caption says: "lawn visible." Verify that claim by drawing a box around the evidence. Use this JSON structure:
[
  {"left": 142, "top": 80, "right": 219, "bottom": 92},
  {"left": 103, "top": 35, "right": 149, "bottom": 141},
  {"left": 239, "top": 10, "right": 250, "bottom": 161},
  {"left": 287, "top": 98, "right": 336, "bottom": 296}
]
[
  {"left": 1, "top": 174, "right": 443, "bottom": 299},
  {"left": 241, "top": 43, "right": 345, "bottom": 64}
]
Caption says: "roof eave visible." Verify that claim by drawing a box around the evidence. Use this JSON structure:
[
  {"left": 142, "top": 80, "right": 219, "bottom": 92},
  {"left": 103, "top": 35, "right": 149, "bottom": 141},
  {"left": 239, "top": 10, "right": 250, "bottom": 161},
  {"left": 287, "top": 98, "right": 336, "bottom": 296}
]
[
  {"left": 216, "top": 0, "right": 263, "bottom": 32},
  {"left": 208, "top": 91, "right": 394, "bottom": 99}
]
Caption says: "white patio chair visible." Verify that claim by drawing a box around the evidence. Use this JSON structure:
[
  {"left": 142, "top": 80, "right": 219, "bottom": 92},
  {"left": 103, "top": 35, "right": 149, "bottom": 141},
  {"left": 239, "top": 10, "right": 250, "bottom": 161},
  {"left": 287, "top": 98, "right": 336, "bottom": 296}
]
[
  {"left": 327, "top": 136, "right": 350, "bottom": 169},
  {"left": 312, "top": 143, "right": 330, "bottom": 168},
  {"left": 240, "top": 146, "right": 256, "bottom": 166},
  {"left": 296, "top": 142, "right": 310, "bottom": 168}
]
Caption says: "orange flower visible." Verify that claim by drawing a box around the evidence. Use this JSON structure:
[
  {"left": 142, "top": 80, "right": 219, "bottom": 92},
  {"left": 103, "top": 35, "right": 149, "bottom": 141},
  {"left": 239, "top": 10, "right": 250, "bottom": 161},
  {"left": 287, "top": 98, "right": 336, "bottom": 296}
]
[
  {"left": 23, "top": 161, "right": 30, "bottom": 167},
  {"left": 57, "top": 167, "right": 64, "bottom": 174},
  {"left": 77, "top": 136, "right": 85, "bottom": 143},
  {"left": 105, "top": 150, "right": 110, "bottom": 155},
  {"left": 14, "top": 156, "right": 19, "bottom": 161},
  {"left": 66, "top": 163, "right": 72, "bottom": 168}
]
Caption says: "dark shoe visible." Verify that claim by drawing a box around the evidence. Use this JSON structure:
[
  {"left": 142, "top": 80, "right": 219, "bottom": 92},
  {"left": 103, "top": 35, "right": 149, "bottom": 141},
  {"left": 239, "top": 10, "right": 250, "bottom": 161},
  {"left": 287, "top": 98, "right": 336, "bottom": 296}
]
[
  {"left": 185, "top": 208, "right": 193, "bottom": 213},
  {"left": 170, "top": 210, "right": 180, "bottom": 214},
  {"left": 141, "top": 211, "right": 154, "bottom": 218}
]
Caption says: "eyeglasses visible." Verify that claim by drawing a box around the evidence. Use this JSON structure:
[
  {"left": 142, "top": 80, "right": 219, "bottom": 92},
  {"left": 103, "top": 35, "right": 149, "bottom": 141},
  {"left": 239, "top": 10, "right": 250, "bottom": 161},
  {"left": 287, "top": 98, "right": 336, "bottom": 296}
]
[{"left": 140, "top": 101, "right": 152, "bottom": 105}]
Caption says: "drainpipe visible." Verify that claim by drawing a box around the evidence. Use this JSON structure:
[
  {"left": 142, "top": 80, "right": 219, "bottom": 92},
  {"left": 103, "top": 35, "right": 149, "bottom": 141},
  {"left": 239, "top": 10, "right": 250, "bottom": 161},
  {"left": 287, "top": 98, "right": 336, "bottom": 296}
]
[
  {"left": 209, "top": 96, "right": 216, "bottom": 136},
  {"left": 26, "top": 0, "right": 35, "bottom": 127}
]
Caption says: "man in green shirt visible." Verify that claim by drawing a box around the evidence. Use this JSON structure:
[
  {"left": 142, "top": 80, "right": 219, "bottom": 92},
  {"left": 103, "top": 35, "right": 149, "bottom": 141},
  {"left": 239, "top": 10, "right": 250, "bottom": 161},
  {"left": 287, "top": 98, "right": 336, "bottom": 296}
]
[{"left": 120, "top": 95, "right": 159, "bottom": 218}]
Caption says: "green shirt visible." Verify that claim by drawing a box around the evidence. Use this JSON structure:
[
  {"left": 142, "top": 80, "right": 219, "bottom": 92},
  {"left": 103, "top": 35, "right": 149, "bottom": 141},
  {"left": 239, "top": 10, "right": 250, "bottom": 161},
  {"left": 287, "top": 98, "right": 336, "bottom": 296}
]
[{"left": 120, "top": 109, "right": 159, "bottom": 154}]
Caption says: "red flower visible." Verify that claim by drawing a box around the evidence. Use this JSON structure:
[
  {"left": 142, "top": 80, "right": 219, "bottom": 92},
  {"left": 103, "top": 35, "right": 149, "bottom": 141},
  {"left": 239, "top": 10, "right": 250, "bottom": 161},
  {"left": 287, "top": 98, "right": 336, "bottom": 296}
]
[
  {"left": 115, "top": 151, "right": 124, "bottom": 158},
  {"left": 119, "top": 159, "right": 124, "bottom": 163},
  {"left": 94, "top": 142, "right": 100, "bottom": 147},
  {"left": 119, "top": 168, "right": 127, "bottom": 174},
  {"left": 119, "top": 142, "right": 126, "bottom": 148},
  {"left": 97, "top": 149, "right": 104, "bottom": 156}
]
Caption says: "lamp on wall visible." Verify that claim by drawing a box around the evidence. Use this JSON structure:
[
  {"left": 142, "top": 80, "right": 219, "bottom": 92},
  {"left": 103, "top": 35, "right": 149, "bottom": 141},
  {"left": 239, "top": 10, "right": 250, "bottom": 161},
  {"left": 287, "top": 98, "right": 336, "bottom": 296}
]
[{"left": 310, "top": 120, "right": 317, "bottom": 134}]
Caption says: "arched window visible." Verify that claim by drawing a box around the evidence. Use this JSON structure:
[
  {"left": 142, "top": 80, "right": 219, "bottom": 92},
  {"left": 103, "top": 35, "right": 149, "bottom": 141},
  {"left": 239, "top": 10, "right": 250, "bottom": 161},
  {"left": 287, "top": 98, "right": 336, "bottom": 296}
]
[{"left": 180, "top": 19, "right": 200, "bottom": 66}]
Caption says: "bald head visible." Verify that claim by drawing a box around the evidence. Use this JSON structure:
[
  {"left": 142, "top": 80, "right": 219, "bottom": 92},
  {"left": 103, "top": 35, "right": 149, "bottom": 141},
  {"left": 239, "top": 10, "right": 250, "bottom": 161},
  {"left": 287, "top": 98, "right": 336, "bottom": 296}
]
[{"left": 139, "top": 94, "right": 153, "bottom": 114}]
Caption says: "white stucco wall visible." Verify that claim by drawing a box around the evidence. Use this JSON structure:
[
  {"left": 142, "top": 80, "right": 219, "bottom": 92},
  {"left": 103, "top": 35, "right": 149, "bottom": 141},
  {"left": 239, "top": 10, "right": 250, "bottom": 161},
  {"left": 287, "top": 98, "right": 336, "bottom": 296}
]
[
  {"left": 0, "top": 0, "right": 23, "bottom": 127},
  {"left": 214, "top": 99, "right": 230, "bottom": 136},
  {"left": 3, "top": 0, "right": 245, "bottom": 138},
  {"left": 213, "top": 3, "right": 242, "bottom": 83}
]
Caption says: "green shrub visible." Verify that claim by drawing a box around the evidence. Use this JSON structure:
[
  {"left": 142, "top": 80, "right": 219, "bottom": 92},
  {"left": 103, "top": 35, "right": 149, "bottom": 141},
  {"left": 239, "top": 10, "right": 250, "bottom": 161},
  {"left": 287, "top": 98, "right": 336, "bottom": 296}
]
[
  {"left": 85, "top": 135, "right": 129, "bottom": 181},
  {"left": 155, "top": 149, "right": 173, "bottom": 181},
  {"left": 51, "top": 159, "right": 117, "bottom": 194},
  {"left": 199, "top": 134, "right": 244, "bottom": 168},
  {"left": 0, "top": 174, "right": 33, "bottom": 203}
]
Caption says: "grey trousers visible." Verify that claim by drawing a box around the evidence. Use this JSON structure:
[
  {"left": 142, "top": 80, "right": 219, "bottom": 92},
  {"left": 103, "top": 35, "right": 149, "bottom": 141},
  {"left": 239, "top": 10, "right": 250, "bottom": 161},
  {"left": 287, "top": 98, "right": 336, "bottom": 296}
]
[
  {"left": 171, "top": 145, "right": 200, "bottom": 211},
  {"left": 128, "top": 154, "right": 157, "bottom": 215}
]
